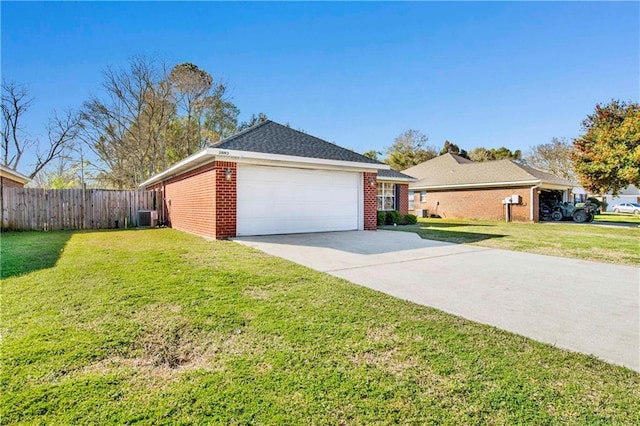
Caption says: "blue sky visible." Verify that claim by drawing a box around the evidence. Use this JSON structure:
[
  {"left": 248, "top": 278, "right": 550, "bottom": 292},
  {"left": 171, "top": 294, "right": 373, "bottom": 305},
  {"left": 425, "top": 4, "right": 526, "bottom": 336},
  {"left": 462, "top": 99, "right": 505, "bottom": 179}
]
[{"left": 2, "top": 1, "right": 638, "bottom": 173}]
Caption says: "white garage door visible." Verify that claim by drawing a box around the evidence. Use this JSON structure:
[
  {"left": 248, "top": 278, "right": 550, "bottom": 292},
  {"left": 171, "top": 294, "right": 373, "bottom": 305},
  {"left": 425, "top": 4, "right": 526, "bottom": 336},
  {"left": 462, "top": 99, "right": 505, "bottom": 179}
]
[{"left": 236, "top": 165, "right": 361, "bottom": 236}]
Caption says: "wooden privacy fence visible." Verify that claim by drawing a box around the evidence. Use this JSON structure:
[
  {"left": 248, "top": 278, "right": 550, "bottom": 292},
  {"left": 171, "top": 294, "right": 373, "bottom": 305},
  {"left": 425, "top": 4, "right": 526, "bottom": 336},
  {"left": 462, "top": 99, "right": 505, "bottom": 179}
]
[{"left": 1, "top": 188, "right": 164, "bottom": 231}]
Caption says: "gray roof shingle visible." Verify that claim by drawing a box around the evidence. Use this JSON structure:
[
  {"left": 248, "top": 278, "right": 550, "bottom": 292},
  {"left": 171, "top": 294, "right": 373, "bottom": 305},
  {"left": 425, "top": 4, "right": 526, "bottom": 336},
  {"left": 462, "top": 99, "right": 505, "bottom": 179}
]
[
  {"left": 377, "top": 168, "right": 416, "bottom": 181},
  {"left": 404, "top": 153, "right": 576, "bottom": 189},
  {"left": 212, "top": 120, "right": 382, "bottom": 165}
]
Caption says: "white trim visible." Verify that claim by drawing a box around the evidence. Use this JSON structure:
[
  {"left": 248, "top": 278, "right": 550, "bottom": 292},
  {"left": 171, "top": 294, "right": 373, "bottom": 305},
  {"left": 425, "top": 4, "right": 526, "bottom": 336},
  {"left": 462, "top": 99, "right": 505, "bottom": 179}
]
[
  {"left": 377, "top": 182, "right": 397, "bottom": 211},
  {"left": 411, "top": 180, "right": 541, "bottom": 190},
  {"left": 540, "top": 183, "right": 575, "bottom": 191},
  {"left": 140, "top": 147, "right": 389, "bottom": 188},
  {"left": 377, "top": 176, "right": 416, "bottom": 183},
  {"left": 0, "top": 165, "right": 30, "bottom": 184},
  {"left": 358, "top": 173, "right": 364, "bottom": 230},
  {"left": 530, "top": 184, "right": 541, "bottom": 221},
  {"left": 213, "top": 148, "right": 388, "bottom": 171},
  {"left": 139, "top": 149, "right": 214, "bottom": 188}
]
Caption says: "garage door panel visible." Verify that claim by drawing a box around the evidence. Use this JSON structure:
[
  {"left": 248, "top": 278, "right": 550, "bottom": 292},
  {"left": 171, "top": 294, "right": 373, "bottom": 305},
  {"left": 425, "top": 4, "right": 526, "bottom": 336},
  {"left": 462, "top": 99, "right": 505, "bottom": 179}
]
[{"left": 237, "top": 165, "right": 360, "bottom": 236}]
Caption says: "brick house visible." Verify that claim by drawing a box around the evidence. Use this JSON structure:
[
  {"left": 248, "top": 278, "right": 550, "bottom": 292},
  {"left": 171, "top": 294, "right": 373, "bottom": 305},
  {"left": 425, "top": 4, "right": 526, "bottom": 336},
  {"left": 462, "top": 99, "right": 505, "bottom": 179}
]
[
  {"left": 403, "top": 154, "right": 577, "bottom": 222},
  {"left": 141, "top": 120, "right": 412, "bottom": 239},
  {"left": 0, "top": 165, "right": 30, "bottom": 188},
  {"left": 377, "top": 169, "right": 416, "bottom": 214}
]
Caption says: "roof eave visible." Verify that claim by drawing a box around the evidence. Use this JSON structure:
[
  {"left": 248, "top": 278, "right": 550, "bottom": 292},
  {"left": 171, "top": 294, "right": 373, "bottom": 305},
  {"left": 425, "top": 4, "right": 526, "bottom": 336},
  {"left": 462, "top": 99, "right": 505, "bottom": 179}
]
[
  {"left": 215, "top": 148, "right": 389, "bottom": 170},
  {"left": 410, "top": 179, "right": 542, "bottom": 190},
  {"left": 410, "top": 179, "right": 578, "bottom": 191},
  {"left": 377, "top": 176, "right": 417, "bottom": 183},
  {"left": 0, "top": 165, "right": 31, "bottom": 184},
  {"left": 140, "top": 148, "right": 391, "bottom": 188},
  {"left": 139, "top": 148, "right": 214, "bottom": 188}
]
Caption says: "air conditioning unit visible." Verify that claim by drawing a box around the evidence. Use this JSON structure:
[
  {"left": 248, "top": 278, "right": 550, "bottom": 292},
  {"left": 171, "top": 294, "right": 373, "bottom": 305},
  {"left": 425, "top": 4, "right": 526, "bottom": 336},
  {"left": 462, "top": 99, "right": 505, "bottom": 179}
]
[
  {"left": 414, "top": 209, "right": 429, "bottom": 218},
  {"left": 137, "top": 210, "right": 158, "bottom": 227}
]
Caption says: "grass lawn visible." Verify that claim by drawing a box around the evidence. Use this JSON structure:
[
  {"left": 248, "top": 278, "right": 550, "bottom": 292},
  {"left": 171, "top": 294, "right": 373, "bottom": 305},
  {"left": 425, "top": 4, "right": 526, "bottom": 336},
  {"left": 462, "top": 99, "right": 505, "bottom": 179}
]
[
  {"left": 594, "top": 211, "right": 640, "bottom": 225},
  {"left": 2, "top": 229, "right": 639, "bottom": 424},
  {"left": 381, "top": 218, "right": 639, "bottom": 266}
]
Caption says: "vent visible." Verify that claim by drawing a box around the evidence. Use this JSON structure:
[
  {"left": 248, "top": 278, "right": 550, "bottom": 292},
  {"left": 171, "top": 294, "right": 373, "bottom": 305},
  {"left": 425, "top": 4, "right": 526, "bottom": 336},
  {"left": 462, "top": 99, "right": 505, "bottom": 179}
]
[{"left": 137, "top": 210, "right": 158, "bottom": 227}]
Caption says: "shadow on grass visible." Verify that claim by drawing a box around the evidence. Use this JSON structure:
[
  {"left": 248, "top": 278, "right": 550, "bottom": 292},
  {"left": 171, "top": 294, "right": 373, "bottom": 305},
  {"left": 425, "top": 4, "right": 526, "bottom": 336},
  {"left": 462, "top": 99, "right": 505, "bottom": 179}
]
[
  {"left": 417, "top": 221, "right": 496, "bottom": 229},
  {"left": 1, "top": 231, "right": 73, "bottom": 278},
  {"left": 414, "top": 229, "right": 505, "bottom": 244},
  {"left": 381, "top": 224, "right": 505, "bottom": 244}
]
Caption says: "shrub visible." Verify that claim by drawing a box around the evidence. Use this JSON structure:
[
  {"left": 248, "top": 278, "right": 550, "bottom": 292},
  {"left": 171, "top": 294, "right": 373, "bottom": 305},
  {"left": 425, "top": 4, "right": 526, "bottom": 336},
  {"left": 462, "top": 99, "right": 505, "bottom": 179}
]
[
  {"left": 587, "top": 197, "right": 607, "bottom": 211},
  {"left": 385, "top": 210, "right": 402, "bottom": 225},
  {"left": 404, "top": 214, "right": 417, "bottom": 225},
  {"left": 377, "top": 211, "right": 386, "bottom": 226}
]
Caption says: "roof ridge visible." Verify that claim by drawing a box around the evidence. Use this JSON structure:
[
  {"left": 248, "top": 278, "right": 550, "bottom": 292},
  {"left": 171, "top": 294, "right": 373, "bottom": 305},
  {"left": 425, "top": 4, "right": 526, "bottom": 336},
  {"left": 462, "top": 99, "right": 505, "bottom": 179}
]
[
  {"left": 514, "top": 162, "right": 577, "bottom": 185},
  {"left": 209, "top": 119, "right": 272, "bottom": 148},
  {"left": 267, "top": 121, "right": 386, "bottom": 165}
]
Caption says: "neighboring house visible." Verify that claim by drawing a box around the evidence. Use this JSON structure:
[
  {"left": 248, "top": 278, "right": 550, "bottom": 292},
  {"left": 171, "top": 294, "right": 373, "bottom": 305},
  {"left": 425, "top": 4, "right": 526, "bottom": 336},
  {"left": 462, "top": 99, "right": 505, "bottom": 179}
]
[
  {"left": 602, "top": 185, "right": 640, "bottom": 211},
  {"left": 0, "top": 165, "right": 30, "bottom": 188},
  {"left": 141, "top": 120, "right": 412, "bottom": 239},
  {"left": 403, "top": 153, "right": 577, "bottom": 222}
]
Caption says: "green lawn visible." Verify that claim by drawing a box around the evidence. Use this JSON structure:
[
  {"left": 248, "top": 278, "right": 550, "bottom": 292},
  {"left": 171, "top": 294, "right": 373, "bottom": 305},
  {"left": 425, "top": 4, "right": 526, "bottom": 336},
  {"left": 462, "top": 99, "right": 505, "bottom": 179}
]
[
  {"left": 381, "top": 218, "right": 639, "bottom": 266},
  {"left": 594, "top": 211, "right": 640, "bottom": 225},
  {"left": 2, "top": 229, "right": 639, "bottom": 424}
]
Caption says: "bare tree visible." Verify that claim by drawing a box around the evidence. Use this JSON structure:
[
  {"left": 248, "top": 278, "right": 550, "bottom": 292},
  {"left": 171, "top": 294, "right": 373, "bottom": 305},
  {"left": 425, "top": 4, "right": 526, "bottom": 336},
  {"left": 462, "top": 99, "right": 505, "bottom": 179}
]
[
  {"left": 2, "top": 80, "right": 81, "bottom": 179},
  {"left": 525, "top": 137, "right": 576, "bottom": 182},
  {"left": 2, "top": 81, "right": 34, "bottom": 170},
  {"left": 81, "top": 56, "right": 175, "bottom": 188},
  {"left": 30, "top": 110, "right": 82, "bottom": 179}
]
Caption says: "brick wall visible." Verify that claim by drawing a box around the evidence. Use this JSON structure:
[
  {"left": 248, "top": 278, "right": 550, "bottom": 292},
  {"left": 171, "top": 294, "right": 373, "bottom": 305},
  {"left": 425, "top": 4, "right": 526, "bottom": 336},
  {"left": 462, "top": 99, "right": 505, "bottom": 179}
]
[
  {"left": 364, "top": 172, "right": 377, "bottom": 230},
  {"left": 214, "top": 161, "right": 236, "bottom": 239},
  {"left": 154, "top": 165, "right": 380, "bottom": 237},
  {"left": 163, "top": 163, "right": 217, "bottom": 238},
  {"left": 397, "top": 184, "right": 409, "bottom": 215},
  {"left": 412, "top": 186, "right": 535, "bottom": 222},
  {"left": 0, "top": 177, "right": 25, "bottom": 188}
]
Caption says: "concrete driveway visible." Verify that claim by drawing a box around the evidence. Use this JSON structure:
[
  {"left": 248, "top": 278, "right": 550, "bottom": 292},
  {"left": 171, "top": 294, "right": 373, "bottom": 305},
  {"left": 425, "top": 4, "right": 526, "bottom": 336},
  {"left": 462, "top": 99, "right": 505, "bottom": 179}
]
[{"left": 235, "top": 230, "right": 640, "bottom": 372}]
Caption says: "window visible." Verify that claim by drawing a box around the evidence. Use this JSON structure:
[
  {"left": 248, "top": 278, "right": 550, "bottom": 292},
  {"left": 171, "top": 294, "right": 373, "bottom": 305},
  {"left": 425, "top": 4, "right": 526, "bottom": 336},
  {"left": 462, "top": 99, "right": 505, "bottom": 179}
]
[
  {"left": 377, "top": 183, "right": 396, "bottom": 210},
  {"left": 408, "top": 191, "right": 414, "bottom": 211},
  {"left": 420, "top": 191, "right": 427, "bottom": 202}
]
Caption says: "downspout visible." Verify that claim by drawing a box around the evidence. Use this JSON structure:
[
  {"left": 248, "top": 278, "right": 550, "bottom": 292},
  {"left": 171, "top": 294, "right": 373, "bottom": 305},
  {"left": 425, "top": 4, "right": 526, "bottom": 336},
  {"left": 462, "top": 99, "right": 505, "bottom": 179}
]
[{"left": 530, "top": 184, "right": 541, "bottom": 221}]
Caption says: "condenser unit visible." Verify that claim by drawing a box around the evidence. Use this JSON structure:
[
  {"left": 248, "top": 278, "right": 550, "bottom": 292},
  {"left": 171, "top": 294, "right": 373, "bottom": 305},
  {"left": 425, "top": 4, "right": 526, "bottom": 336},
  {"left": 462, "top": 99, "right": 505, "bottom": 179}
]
[
  {"left": 137, "top": 210, "right": 158, "bottom": 227},
  {"left": 414, "top": 209, "right": 429, "bottom": 218}
]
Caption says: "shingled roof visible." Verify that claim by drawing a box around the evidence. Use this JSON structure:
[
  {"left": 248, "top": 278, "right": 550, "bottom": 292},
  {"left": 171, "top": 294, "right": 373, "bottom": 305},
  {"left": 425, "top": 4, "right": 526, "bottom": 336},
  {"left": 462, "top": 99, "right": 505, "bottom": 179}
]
[
  {"left": 377, "top": 168, "right": 416, "bottom": 181},
  {"left": 211, "top": 120, "right": 381, "bottom": 165},
  {"left": 404, "top": 153, "right": 576, "bottom": 189},
  {"left": 140, "top": 120, "right": 390, "bottom": 188}
]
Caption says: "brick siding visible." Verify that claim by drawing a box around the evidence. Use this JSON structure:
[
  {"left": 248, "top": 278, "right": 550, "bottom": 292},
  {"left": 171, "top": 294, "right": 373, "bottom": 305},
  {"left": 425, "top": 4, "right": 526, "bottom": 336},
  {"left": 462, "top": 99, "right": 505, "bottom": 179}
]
[
  {"left": 214, "top": 161, "right": 237, "bottom": 239},
  {"left": 397, "top": 184, "right": 409, "bottom": 215},
  {"left": 364, "top": 172, "right": 377, "bottom": 230},
  {"left": 412, "top": 186, "right": 536, "bottom": 222},
  {"left": 162, "top": 163, "right": 217, "bottom": 238},
  {"left": 152, "top": 164, "right": 378, "bottom": 238},
  {"left": 0, "top": 177, "right": 25, "bottom": 188}
]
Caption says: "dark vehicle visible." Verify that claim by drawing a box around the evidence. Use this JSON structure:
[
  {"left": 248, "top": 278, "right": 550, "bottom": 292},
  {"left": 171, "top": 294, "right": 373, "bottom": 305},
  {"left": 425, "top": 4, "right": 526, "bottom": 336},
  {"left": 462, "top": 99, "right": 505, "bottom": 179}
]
[{"left": 549, "top": 201, "right": 597, "bottom": 223}]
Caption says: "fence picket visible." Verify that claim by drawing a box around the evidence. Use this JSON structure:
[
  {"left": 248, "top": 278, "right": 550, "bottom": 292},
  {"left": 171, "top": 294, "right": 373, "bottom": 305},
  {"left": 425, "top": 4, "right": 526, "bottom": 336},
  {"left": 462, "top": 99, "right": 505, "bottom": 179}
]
[{"left": 0, "top": 188, "right": 163, "bottom": 231}]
